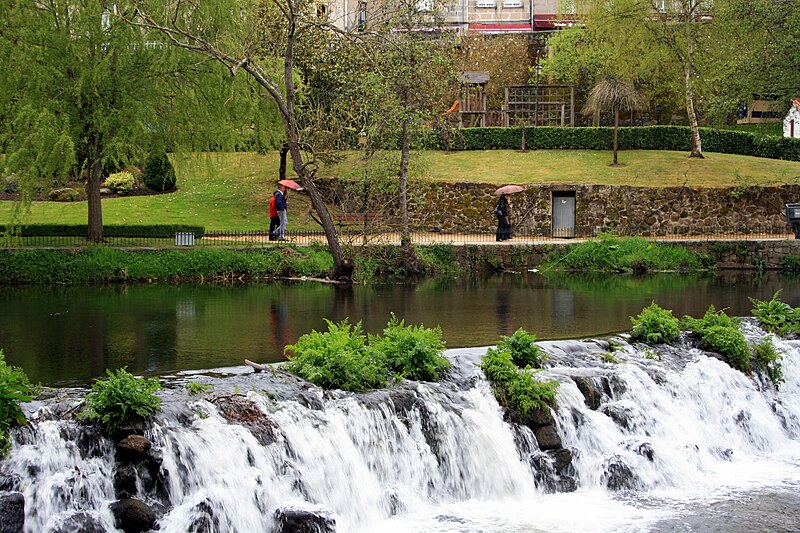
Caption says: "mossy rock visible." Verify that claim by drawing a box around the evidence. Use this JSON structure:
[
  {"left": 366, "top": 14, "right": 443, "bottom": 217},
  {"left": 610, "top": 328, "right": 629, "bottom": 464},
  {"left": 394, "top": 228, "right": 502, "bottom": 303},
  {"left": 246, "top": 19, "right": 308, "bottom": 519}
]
[{"left": 47, "top": 187, "right": 80, "bottom": 202}]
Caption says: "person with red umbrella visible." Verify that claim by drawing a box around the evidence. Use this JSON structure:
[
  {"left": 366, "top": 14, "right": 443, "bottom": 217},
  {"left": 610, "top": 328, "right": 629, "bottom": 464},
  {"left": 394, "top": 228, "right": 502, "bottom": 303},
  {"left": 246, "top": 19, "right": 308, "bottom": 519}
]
[{"left": 274, "top": 183, "right": 289, "bottom": 240}]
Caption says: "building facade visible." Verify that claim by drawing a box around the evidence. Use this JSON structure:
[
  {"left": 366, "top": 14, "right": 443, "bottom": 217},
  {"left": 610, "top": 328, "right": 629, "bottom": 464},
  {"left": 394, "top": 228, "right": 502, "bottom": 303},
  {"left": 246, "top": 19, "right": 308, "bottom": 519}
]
[{"left": 325, "top": 0, "right": 573, "bottom": 33}]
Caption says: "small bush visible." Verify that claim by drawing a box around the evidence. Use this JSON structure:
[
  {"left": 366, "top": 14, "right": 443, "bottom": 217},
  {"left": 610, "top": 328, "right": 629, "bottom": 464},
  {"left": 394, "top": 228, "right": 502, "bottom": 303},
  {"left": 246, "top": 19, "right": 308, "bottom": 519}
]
[
  {"left": 750, "top": 291, "right": 800, "bottom": 335},
  {"left": 681, "top": 305, "right": 741, "bottom": 336},
  {"left": 103, "top": 171, "right": 135, "bottom": 195},
  {"left": 781, "top": 255, "right": 800, "bottom": 274},
  {"left": 370, "top": 314, "right": 449, "bottom": 381},
  {"left": 47, "top": 187, "right": 80, "bottom": 202},
  {"left": 701, "top": 326, "right": 751, "bottom": 373},
  {"left": 0, "top": 351, "right": 36, "bottom": 457},
  {"left": 185, "top": 382, "right": 214, "bottom": 395},
  {"left": 497, "top": 328, "right": 547, "bottom": 369},
  {"left": 284, "top": 319, "right": 388, "bottom": 392},
  {"left": 81, "top": 368, "right": 162, "bottom": 432},
  {"left": 753, "top": 337, "right": 784, "bottom": 389},
  {"left": 143, "top": 150, "right": 177, "bottom": 192},
  {"left": 481, "top": 348, "right": 558, "bottom": 416},
  {"left": 630, "top": 303, "right": 681, "bottom": 345}
]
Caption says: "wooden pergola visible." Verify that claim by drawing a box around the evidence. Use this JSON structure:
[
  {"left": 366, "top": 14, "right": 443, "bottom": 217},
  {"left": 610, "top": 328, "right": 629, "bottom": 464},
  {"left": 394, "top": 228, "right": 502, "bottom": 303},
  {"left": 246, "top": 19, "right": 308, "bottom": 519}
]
[{"left": 504, "top": 84, "right": 576, "bottom": 127}]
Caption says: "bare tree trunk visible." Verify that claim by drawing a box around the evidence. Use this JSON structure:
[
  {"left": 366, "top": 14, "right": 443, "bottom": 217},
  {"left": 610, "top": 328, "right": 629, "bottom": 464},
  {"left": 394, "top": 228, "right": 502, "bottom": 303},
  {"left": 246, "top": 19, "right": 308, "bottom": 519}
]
[
  {"left": 399, "top": 114, "right": 412, "bottom": 254},
  {"left": 684, "top": 17, "right": 703, "bottom": 158},
  {"left": 87, "top": 145, "right": 104, "bottom": 243},
  {"left": 279, "top": 143, "right": 288, "bottom": 180},
  {"left": 276, "top": 17, "right": 351, "bottom": 281}
]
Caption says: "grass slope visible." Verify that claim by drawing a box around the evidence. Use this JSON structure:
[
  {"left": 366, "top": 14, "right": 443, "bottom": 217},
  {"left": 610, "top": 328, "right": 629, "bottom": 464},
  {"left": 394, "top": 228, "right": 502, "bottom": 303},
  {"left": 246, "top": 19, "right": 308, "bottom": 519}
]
[{"left": 2, "top": 150, "right": 799, "bottom": 231}]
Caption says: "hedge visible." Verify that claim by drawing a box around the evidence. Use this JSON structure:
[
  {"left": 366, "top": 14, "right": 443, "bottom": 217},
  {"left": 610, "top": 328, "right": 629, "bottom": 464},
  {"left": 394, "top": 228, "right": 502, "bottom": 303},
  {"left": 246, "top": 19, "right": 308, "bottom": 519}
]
[
  {"left": 0, "top": 224, "right": 206, "bottom": 238},
  {"left": 416, "top": 126, "right": 800, "bottom": 161}
]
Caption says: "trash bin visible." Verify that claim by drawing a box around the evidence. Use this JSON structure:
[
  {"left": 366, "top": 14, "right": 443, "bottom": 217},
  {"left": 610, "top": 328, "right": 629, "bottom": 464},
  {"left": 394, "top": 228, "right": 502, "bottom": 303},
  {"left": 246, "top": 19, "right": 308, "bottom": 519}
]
[
  {"left": 175, "top": 232, "right": 195, "bottom": 246},
  {"left": 786, "top": 204, "right": 800, "bottom": 239}
]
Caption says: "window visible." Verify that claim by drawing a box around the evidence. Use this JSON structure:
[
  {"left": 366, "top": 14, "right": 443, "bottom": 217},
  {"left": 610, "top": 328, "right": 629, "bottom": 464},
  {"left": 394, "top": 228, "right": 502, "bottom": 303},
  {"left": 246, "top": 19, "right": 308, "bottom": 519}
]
[
  {"left": 358, "top": 1, "right": 367, "bottom": 31},
  {"left": 476, "top": 0, "right": 496, "bottom": 7}
]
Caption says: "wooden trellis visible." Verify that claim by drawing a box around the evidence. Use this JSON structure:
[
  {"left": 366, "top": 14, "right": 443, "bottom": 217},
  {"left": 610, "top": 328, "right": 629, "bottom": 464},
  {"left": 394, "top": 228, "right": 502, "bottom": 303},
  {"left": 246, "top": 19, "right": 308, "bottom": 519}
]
[
  {"left": 504, "top": 84, "right": 576, "bottom": 127},
  {"left": 459, "top": 71, "right": 489, "bottom": 128}
]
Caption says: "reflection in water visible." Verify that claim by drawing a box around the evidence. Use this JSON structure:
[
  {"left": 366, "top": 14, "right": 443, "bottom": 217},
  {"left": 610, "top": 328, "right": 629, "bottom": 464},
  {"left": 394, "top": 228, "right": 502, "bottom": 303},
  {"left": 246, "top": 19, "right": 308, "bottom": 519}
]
[{"left": 1, "top": 271, "right": 800, "bottom": 386}]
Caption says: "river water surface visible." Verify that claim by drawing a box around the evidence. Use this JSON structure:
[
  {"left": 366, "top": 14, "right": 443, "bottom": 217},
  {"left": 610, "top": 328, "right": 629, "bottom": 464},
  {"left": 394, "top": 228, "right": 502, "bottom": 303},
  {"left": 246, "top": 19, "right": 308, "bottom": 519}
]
[{"left": 2, "top": 271, "right": 800, "bottom": 385}]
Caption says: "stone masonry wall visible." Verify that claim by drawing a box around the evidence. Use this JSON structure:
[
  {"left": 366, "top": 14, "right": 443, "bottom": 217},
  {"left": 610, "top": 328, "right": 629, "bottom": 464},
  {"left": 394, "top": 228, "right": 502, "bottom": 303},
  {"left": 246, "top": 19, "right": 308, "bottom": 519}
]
[{"left": 315, "top": 178, "right": 800, "bottom": 235}]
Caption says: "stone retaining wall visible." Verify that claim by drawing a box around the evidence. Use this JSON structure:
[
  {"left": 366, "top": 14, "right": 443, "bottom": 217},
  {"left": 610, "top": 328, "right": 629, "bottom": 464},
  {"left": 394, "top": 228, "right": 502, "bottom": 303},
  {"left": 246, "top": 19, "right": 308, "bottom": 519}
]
[{"left": 315, "top": 178, "right": 800, "bottom": 234}]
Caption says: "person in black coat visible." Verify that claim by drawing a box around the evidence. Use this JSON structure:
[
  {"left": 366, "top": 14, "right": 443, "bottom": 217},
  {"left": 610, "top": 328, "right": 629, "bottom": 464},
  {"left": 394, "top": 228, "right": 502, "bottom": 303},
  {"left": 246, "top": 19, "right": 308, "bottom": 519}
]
[{"left": 495, "top": 194, "right": 511, "bottom": 241}]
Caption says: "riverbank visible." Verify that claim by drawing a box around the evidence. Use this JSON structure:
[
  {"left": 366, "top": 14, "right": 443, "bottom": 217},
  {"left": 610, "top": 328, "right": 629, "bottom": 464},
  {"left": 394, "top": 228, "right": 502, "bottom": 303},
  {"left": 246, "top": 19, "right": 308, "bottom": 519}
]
[{"left": 0, "top": 238, "right": 798, "bottom": 285}]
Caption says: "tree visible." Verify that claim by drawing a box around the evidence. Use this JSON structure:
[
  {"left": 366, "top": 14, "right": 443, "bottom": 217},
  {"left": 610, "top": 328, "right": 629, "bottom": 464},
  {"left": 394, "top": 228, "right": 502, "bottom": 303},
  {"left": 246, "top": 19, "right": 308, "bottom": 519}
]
[
  {"left": 1, "top": 1, "right": 166, "bottom": 241},
  {"left": 553, "top": 0, "right": 714, "bottom": 157},
  {"left": 126, "top": 0, "right": 354, "bottom": 280},
  {"left": 582, "top": 76, "right": 647, "bottom": 166},
  {"left": 363, "top": 0, "right": 458, "bottom": 255}
]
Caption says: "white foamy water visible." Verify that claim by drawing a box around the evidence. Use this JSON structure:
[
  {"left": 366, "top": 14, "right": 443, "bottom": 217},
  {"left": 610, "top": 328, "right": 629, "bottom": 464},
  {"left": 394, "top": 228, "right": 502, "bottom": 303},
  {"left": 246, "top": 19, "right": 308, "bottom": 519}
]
[{"left": 4, "top": 323, "right": 800, "bottom": 533}]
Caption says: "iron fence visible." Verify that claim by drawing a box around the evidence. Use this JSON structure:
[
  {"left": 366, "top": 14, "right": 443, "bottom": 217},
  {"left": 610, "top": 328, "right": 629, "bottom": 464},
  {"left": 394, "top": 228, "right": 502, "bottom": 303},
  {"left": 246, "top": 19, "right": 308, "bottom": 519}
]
[{"left": 1, "top": 226, "right": 795, "bottom": 249}]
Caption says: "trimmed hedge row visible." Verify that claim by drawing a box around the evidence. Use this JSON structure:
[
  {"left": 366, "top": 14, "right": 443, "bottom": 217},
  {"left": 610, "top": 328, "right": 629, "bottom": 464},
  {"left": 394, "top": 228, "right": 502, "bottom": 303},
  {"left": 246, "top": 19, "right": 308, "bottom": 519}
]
[
  {"left": 0, "top": 224, "right": 206, "bottom": 238},
  {"left": 417, "top": 126, "right": 800, "bottom": 161}
]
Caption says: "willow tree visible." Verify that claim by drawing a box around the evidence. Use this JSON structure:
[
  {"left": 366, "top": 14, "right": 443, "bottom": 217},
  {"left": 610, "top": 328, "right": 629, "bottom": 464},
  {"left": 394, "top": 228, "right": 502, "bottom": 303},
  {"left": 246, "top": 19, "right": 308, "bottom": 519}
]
[
  {"left": 583, "top": 77, "right": 647, "bottom": 166},
  {"left": 1, "top": 1, "right": 166, "bottom": 241},
  {"left": 126, "top": 0, "right": 353, "bottom": 280}
]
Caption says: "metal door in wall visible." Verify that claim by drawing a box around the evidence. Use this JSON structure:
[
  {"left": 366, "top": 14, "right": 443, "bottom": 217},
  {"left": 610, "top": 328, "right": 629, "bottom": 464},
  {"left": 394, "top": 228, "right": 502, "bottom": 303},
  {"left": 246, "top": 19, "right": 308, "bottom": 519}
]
[{"left": 552, "top": 191, "right": 576, "bottom": 238}]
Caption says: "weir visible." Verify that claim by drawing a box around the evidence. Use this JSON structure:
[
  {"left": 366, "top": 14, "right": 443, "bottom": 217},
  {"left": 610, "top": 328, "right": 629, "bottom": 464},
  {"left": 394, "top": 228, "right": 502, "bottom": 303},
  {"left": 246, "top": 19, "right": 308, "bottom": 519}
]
[{"left": 2, "top": 321, "right": 800, "bottom": 532}]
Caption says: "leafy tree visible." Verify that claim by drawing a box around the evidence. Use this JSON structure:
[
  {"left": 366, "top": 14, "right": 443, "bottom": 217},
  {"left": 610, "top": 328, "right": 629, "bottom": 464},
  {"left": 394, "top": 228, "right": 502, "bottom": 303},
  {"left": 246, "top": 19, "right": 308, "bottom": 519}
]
[
  {"left": 1, "top": 1, "right": 164, "bottom": 241},
  {"left": 582, "top": 76, "right": 647, "bottom": 165},
  {"left": 554, "top": 0, "right": 715, "bottom": 157},
  {"left": 128, "top": 0, "right": 354, "bottom": 280}
]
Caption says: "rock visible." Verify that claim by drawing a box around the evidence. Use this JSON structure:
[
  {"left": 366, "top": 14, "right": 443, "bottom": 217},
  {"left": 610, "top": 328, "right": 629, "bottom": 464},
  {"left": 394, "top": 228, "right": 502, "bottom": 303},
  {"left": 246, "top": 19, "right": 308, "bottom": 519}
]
[
  {"left": 114, "top": 463, "right": 138, "bottom": 498},
  {"left": 51, "top": 511, "right": 105, "bottom": 533},
  {"left": 273, "top": 505, "right": 336, "bottom": 533},
  {"left": 601, "top": 456, "right": 640, "bottom": 491},
  {"left": 573, "top": 376, "right": 605, "bottom": 410},
  {"left": 109, "top": 498, "right": 156, "bottom": 533},
  {"left": 116, "top": 435, "right": 152, "bottom": 463},
  {"left": 213, "top": 397, "right": 278, "bottom": 446},
  {"left": 0, "top": 492, "right": 24, "bottom": 533},
  {"left": 533, "top": 425, "right": 562, "bottom": 451}
]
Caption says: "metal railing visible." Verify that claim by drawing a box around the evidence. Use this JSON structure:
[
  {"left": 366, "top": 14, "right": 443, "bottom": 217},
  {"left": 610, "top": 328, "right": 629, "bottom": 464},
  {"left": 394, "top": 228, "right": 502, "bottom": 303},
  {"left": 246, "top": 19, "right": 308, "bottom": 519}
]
[{"left": 1, "top": 226, "right": 795, "bottom": 249}]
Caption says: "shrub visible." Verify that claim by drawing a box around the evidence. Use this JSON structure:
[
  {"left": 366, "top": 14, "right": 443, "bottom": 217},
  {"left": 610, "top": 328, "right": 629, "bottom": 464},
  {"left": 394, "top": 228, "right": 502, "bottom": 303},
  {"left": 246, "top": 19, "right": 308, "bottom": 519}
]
[
  {"left": 370, "top": 314, "right": 449, "bottom": 381},
  {"left": 481, "top": 348, "right": 559, "bottom": 416},
  {"left": 541, "top": 235, "right": 709, "bottom": 273},
  {"left": 497, "top": 328, "right": 547, "bottom": 369},
  {"left": 780, "top": 255, "right": 800, "bottom": 274},
  {"left": 701, "top": 326, "right": 751, "bottom": 373},
  {"left": 284, "top": 319, "right": 388, "bottom": 392},
  {"left": 81, "top": 368, "right": 162, "bottom": 432},
  {"left": 0, "top": 351, "right": 36, "bottom": 457},
  {"left": 681, "top": 305, "right": 741, "bottom": 336},
  {"left": 103, "top": 171, "right": 136, "bottom": 195},
  {"left": 750, "top": 291, "right": 800, "bottom": 335},
  {"left": 753, "top": 337, "right": 784, "bottom": 389},
  {"left": 185, "top": 382, "right": 214, "bottom": 395},
  {"left": 630, "top": 303, "right": 681, "bottom": 345},
  {"left": 46, "top": 187, "right": 80, "bottom": 202},
  {"left": 143, "top": 149, "right": 176, "bottom": 192}
]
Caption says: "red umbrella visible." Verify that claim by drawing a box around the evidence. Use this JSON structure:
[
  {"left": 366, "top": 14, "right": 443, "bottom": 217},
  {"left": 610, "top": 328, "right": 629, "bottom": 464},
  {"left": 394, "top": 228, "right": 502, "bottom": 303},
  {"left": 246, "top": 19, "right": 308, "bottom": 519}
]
[
  {"left": 494, "top": 184, "right": 525, "bottom": 195},
  {"left": 277, "top": 179, "right": 303, "bottom": 191}
]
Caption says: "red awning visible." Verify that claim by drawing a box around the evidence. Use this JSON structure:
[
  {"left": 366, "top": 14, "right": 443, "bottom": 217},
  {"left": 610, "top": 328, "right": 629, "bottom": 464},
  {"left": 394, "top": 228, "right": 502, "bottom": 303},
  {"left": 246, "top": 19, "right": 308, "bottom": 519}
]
[
  {"left": 533, "top": 14, "right": 581, "bottom": 30},
  {"left": 469, "top": 22, "right": 531, "bottom": 33}
]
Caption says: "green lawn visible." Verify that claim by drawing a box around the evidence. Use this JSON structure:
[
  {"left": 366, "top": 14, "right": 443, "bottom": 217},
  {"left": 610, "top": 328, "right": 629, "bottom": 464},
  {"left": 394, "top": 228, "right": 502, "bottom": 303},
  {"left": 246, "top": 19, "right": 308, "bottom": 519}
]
[{"left": 3, "top": 150, "right": 800, "bottom": 231}]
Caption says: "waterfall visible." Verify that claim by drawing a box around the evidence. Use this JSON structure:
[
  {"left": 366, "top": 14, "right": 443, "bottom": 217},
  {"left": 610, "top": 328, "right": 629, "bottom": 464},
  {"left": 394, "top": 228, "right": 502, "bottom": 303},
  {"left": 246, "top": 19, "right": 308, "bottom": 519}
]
[{"left": 3, "top": 322, "right": 800, "bottom": 532}]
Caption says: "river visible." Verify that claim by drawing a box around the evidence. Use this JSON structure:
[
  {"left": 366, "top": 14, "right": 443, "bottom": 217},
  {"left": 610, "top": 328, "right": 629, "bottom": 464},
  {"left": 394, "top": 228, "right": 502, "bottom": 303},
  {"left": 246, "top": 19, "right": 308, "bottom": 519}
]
[{"left": 2, "top": 271, "right": 800, "bottom": 386}]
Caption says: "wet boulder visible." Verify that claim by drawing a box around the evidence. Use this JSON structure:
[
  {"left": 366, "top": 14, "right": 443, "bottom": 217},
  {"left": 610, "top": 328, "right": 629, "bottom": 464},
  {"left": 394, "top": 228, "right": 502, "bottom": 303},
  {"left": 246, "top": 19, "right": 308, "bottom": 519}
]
[
  {"left": 213, "top": 396, "right": 278, "bottom": 446},
  {"left": 51, "top": 511, "right": 105, "bottom": 533},
  {"left": 109, "top": 498, "right": 156, "bottom": 533},
  {"left": 273, "top": 505, "right": 336, "bottom": 533},
  {"left": 113, "top": 463, "right": 138, "bottom": 498},
  {"left": 573, "top": 376, "right": 608, "bottom": 410},
  {"left": 533, "top": 425, "right": 562, "bottom": 451},
  {"left": 0, "top": 491, "right": 25, "bottom": 533},
  {"left": 601, "top": 456, "right": 641, "bottom": 491},
  {"left": 116, "top": 435, "right": 152, "bottom": 463}
]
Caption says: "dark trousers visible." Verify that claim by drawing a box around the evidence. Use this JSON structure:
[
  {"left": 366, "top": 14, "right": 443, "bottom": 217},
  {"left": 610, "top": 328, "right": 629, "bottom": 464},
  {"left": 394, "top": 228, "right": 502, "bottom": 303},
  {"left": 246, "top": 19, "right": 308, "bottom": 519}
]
[
  {"left": 496, "top": 216, "right": 511, "bottom": 241},
  {"left": 269, "top": 216, "right": 280, "bottom": 241}
]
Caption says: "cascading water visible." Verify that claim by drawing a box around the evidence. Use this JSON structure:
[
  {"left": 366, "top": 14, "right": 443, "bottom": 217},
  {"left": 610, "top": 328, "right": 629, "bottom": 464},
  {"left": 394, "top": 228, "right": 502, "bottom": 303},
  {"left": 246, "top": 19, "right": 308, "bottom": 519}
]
[{"left": 3, "top": 322, "right": 800, "bottom": 533}]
